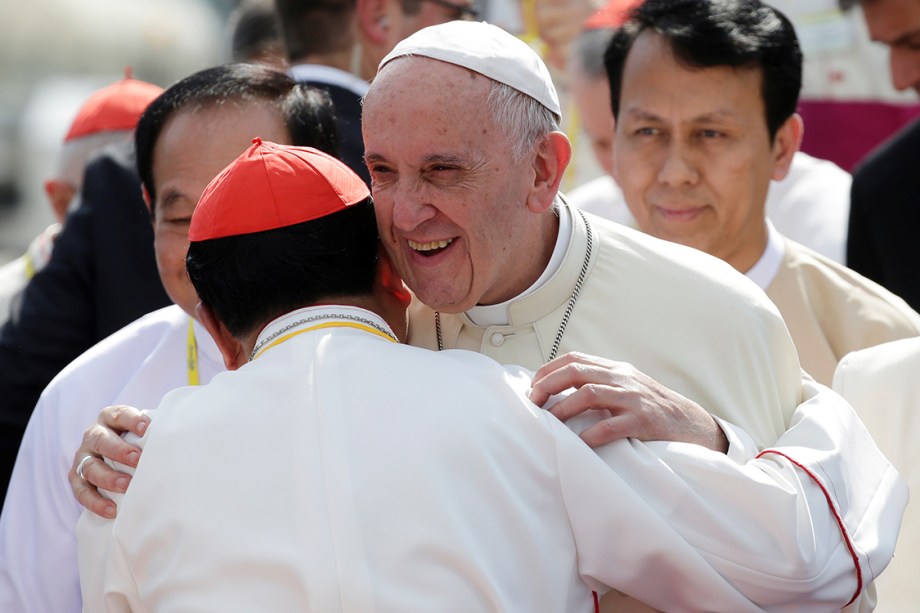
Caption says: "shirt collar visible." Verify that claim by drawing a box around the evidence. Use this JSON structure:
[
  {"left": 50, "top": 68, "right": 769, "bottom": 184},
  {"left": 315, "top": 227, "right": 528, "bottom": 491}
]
[
  {"left": 466, "top": 202, "right": 572, "bottom": 327},
  {"left": 288, "top": 64, "right": 369, "bottom": 97},
  {"left": 253, "top": 305, "right": 395, "bottom": 350},
  {"left": 745, "top": 220, "right": 785, "bottom": 290}
]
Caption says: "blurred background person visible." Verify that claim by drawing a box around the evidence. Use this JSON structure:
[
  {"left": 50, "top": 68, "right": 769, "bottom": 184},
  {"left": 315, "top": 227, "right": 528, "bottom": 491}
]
[
  {"left": 0, "top": 74, "right": 164, "bottom": 323},
  {"left": 843, "top": 0, "right": 920, "bottom": 313},
  {"left": 0, "top": 76, "right": 171, "bottom": 505},
  {"left": 224, "top": 0, "right": 288, "bottom": 68}
]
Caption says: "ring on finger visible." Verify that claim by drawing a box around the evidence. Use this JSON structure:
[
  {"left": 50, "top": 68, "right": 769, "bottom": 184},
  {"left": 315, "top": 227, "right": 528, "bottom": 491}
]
[{"left": 76, "top": 455, "right": 94, "bottom": 481}]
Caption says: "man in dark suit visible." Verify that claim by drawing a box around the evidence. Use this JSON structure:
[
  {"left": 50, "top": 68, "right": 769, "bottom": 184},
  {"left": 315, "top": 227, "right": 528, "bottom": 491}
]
[
  {"left": 0, "top": 142, "right": 170, "bottom": 504},
  {"left": 275, "top": 0, "right": 479, "bottom": 186},
  {"left": 843, "top": 0, "right": 920, "bottom": 311}
]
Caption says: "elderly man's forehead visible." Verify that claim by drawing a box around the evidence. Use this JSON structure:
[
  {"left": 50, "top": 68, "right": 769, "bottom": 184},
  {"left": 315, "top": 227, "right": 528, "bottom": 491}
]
[{"left": 369, "top": 56, "right": 492, "bottom": 98}]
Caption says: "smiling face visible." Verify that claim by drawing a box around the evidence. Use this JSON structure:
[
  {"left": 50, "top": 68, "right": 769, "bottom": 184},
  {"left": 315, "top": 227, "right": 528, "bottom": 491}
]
[
  {"left": 152, "top": 101, "right": 290, "bottom": 318},
  {"left": 613, "top": 32, "right": 799, "bottom": 273},
  {"left": 362, "top": 57, "right": 557, "bottom": 313},
  {"left": 863, "top": 0, "right": 920, "bottom": 94}
]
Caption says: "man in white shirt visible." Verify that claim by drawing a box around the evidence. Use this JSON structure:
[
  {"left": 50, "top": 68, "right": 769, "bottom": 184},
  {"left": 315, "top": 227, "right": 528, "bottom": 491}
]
[
  {"left": 0, "top": 63, "right": 339, "bottom": 613},
  {"left": 603, "top": 0, "right": 920, "bottom": 386}
]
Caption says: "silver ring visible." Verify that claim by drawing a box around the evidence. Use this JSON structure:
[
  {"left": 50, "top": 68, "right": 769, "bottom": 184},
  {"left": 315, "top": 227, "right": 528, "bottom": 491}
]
[{"left": 76, "top": 455, "right": 93, "bottom": 481}]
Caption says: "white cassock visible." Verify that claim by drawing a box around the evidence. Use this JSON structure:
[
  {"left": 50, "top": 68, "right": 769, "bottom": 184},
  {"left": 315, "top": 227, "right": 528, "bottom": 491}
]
[
  {"left": 410, "top": 202, "right": 907, "bottom": 611},
  {"left": 834, "top": 338, "right": 920, "bottom": 613},
  {"left": 79, "top": 306, "right": 901, "bottom": 612},
  {"left": 0, "top": 305, "right": 223, "bottom": 613}
]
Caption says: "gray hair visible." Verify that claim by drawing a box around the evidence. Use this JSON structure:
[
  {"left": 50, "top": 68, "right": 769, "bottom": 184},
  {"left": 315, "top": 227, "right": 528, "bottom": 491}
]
[{"left": 486, "top": 80, "right": 560, "bottom": 162}]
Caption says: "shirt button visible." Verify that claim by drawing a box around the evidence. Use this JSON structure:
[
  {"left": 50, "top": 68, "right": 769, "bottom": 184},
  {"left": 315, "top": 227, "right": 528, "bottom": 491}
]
[{"left": 490, "top": 332, "right": 504, "bottom": 346}]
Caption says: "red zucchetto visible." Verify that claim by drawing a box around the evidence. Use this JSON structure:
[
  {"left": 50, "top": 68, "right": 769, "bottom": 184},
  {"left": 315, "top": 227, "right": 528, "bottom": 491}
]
[
  {"left": 189, "top": 138, "right": 371, "bottom": 242},
  {"left": 64, "top": 70, "right": 163, "bottom": 141}
]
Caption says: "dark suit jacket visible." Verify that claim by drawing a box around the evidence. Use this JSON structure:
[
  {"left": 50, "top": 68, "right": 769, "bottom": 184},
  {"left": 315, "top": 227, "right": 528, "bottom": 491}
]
[
  {"left": 0, "top": 142, "right": 170, "bottom": 503},
  {"left": 848, "top": 118, "right": 920, "bottom": 312},
  {"left": 298, "top": 80, "right": 370, "bottom": 186}
]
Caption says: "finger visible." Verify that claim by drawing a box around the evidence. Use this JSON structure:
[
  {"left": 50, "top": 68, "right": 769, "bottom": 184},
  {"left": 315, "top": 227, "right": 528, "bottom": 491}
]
[
  {"left": 84, "top": 424, "right": 143, "bottom": 468},
  {"left": 579, "top": 414, "right": 638, "bottom": 448},
  {"left": 99, "top": 404, "right": 150, "bottom": 437},
  {"left": 82, "top": 455, "right": 133, "bottom": 493},
  {"left": 69, "top": 466, "right": 117, "bottom": 519},
  {"left": 531, "top": 361, "right": 614, "bottom": 406},
  {"left": 547, "top": 384, "right": 628, "bottom": 421}
]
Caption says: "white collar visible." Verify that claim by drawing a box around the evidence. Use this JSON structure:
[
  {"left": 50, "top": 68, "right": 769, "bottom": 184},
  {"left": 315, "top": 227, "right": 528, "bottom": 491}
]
[
  {"left": 251, "top": 305, "right": 396, "bottom": 360},
  {"left": 745, "top": 220, "right": 785, "bottom": 290},
  {"left": 288, "top": 64, "right": 369, "bottom": 97},
  {"left": 466, "top": 202, "right": 572, "bottom": 327}
]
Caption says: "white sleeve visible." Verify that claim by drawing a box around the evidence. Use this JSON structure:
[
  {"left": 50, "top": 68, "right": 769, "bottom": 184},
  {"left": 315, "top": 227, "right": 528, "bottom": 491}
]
[
  {"left": 0, "top": 390, "right": 84, "bottom": 613},
  {"left": 77, "top": 423, "right": 147, "bottom": 613},
  {"left": 549, "top": 377, "right": 905, "bottom": 612}
]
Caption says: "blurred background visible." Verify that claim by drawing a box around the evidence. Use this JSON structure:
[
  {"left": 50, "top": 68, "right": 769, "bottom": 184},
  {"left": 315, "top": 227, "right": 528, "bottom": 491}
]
[{"left": 0, "top": 0, "right": 235, "bottom": 263}]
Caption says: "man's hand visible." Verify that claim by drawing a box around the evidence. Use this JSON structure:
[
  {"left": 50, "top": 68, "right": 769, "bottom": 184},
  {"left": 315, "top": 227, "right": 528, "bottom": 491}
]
[
  {"left": 68, "top": 404, "right": 149, "bottom": 519},
  {"left": 529, "top": 352, "right": 728, "bottom": 452}
]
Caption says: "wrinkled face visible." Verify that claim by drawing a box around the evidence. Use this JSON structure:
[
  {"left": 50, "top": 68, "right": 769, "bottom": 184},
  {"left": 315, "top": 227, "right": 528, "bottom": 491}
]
[
  {"left": 863, "top": 0, "right": 920, "bottom": 94},
  {"left": 362, "top": 58, "right": 544, "bottom": 313},
  {"left": 613, "top": 32, "right": 796, "bottom": 272},
  {"left": 152, "top": 102, "right": 289, "bottom": 318},
  {"left": 570, "top": 70, "right": 615, "bottom": 176}
]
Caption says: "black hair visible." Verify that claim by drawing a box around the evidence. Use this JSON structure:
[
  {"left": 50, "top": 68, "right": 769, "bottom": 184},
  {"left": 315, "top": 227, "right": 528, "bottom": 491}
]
[
  {"left": 604, "top": 0, "right": 802, "bottom": 140},
  {"left": 135, "top": 63, "right": 338, "bottom": 215},
  {"left": 186, "top": 197, "right": 379, "bottom": 338},
  {"left": 274, "top": 0, "right": 356, "bottom": 60}
]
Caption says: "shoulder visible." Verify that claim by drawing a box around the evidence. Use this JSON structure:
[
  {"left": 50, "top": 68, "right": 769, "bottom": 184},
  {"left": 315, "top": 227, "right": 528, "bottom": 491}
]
[
  {"left": 46, "top": 305, "right": 187, "bottom": 388},
  {"left": 853, "top": 118, "right": 920, "bottom": 187},
  {"left": 783, "top": 239, "right": 920, "bottom": 324},
  {"left": 586, "top": 214, "right": 774, "bottom": 313}
]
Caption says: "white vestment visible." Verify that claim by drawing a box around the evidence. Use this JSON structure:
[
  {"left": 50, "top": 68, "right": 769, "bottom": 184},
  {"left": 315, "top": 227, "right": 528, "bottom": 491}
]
[
  {"left": 78, "top": 306, "right": 893, "bottom": 612},
  {"left": 409, "top": 204, "right": 906, "bottom": 610},
  {"left": 834, "top": 338, "right": 920, "bottom": 613},
  {"left": 0, "top": 305, "right": 222, "bottom": 613}
]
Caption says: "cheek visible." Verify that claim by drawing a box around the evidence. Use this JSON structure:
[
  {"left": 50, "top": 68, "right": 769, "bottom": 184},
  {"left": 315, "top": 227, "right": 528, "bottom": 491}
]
[{"left": 154, "top": 231, "right": 189, "bottom": 277}]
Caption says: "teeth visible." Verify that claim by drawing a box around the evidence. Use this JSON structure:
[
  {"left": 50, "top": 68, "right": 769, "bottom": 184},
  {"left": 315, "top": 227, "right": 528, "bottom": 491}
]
[{"left": 408, "top": 239, "right": 453, "bottom": 252}]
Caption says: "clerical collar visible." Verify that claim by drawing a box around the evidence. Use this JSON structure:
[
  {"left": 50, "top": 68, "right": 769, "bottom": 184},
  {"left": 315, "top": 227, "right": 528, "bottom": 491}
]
[
  {"left": 466, "top": 202, "right": 572, "bottom": 327},
  {"left": 250, "top": 305, "right": 397, "bottom": 362},
  {"left": 745, "top": 220, "right": 785, "bottom": 290},
  {"left": 288, "top": 64, "right": 369, "bottom": 97}
]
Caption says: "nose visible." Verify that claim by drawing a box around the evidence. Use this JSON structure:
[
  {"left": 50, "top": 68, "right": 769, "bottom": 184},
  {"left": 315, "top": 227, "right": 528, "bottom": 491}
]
[
  {"left": 390, "top": 180, "right": 437, "bottom": 232},
  {"left": 656, "top": 141, "right": 699, "bottom": 187},
  {"left": 889, "top": 47, "right": 920, "bottom": 93}
]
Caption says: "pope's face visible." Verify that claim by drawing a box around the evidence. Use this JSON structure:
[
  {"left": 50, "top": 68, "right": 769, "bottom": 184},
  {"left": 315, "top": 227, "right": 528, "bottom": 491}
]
[
  {"left": 863, "top": 0, "right": 920, "bottom": 95},
  {"left": 613, "top": 32, "right": 796, "bottom": 272},
  {"left": 152, "top": 101, "right": 289, "bottom": 318},
  {"left": 362, "top": 58, "right": 545, "bottom": 313}
]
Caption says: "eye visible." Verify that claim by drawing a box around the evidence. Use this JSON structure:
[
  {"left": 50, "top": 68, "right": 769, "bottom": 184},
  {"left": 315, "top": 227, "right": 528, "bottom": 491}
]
[{"left": 699, "top": 129, "right": 725, "bottom": 139}]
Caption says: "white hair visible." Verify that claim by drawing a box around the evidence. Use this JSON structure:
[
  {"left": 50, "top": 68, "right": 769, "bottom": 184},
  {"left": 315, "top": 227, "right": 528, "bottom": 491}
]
[{"left": 486, "top": 80, "right": 560, "bottom": 162}]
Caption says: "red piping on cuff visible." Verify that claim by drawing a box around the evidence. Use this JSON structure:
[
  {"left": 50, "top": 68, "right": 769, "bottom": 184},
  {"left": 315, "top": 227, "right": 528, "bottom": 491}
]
[{"left": 756, "top": 449, "right": 863, "bottom": 606}]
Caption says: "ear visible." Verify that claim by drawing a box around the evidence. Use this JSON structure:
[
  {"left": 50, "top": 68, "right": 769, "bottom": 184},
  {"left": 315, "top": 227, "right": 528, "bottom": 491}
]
[
  {"left": 526, "top": 131, "right": 572, "bottom": 214},
  {"left": 44, "top": 179, "right": 75, "bottom": 223},
  {"left": 196, "top": 302, "right": 247, "bottom": 371},
  {"left": 355, "top": 0, "right": 391, "bottom": 46},
  {"left": 770, "top": 113, "right": 803, "bottom": 182},
  {"left": 375, "top": 246, "right": 412, "bottom": 308}
]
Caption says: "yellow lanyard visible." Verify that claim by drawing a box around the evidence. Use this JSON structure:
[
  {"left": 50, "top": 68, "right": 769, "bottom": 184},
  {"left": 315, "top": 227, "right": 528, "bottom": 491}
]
[
  {"left": 23, "top": 252, "right": 35, "bottom": 280},
  {"left": 250, "top": 321, "right": 397, "bottom": 362},
  {"left": 187, "top": 318, "right": 200, "bottom": 386}
]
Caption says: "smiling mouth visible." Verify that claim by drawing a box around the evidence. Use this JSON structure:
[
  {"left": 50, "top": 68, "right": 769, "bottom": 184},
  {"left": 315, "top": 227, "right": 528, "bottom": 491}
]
[{"left": 408, "top": 238, "right": 454, "bottom": 256}]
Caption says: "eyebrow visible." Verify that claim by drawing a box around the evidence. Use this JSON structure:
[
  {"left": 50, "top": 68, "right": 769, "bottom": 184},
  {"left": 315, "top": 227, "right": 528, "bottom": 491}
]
[{"left": 622, "top": 107, "right": 738, "bottom": 124}]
